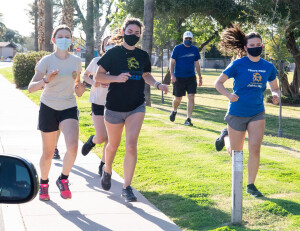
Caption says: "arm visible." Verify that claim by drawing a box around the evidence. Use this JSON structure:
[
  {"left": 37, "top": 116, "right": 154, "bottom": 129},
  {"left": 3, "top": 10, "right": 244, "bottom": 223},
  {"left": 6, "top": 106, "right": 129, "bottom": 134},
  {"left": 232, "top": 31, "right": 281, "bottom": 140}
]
[
  {"left": 214, "top": 73, "right": 239, "bottom": 102},
  {"left": 170, "top": 58, "right": 176, "bottom": 83},
  {"left": 143, "top": 73, "right": 168, "bottom": 94},
  {"left": 28, "top": 69, "right": 59, "bottom": 93},
  {"left": 195, "top": 60, "right": 202, "bottom": 86},
  {"left": 95, "top": 65, "right": 130, "bottom": 83},
  {"left": 269, "top": 79, "right": 280, "bottom": 105}
]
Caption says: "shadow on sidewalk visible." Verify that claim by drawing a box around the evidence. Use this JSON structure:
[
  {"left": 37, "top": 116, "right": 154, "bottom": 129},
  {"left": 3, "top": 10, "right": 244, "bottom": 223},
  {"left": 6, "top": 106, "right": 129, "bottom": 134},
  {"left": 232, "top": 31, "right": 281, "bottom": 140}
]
[{"left": 46, "top": 201, "right": 113, "bottom": 231}]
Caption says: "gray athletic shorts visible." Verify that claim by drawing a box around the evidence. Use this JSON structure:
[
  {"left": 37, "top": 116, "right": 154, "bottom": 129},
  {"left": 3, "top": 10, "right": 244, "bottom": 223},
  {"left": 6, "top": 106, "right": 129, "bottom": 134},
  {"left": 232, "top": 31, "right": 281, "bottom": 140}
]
[
  {"left": 224, "top": 111, "right": 265, "bottom": 132},
  {"left": 104, "top": 103, "right": 146, "bottom": 124}
]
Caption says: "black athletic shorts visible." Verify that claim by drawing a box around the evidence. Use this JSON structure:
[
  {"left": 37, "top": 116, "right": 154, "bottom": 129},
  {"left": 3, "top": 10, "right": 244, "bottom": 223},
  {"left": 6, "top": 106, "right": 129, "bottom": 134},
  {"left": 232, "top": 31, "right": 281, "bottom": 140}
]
[
  {"left": 92, "top": 103, "right": 105, "bottom": 116},
  {"left": 38, "top": 103, "right": 79, "bottom": 132},
  {"left": 173, "top": 75, "right": 197, "bottom": 97}
]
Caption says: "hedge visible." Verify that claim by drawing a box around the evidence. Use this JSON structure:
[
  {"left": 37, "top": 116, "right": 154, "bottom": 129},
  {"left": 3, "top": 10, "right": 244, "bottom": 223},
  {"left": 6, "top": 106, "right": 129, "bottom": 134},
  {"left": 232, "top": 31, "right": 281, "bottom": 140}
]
[{"left": 13, "top": 51, "right": 50, "bottom": 88}]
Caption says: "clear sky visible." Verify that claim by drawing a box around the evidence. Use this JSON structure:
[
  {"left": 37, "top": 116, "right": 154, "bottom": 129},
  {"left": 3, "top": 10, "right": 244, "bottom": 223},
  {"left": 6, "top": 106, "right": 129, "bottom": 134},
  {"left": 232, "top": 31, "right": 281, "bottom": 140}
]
[{"left": 1, "top": 0, "right": 34, "bottom": 37}]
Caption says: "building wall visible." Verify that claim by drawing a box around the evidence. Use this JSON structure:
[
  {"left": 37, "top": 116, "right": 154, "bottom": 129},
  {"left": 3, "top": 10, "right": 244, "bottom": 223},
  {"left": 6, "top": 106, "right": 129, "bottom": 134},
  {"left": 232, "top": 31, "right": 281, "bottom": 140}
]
[{"left": 0, "top": 47, "right": 15, "bottom": 59}]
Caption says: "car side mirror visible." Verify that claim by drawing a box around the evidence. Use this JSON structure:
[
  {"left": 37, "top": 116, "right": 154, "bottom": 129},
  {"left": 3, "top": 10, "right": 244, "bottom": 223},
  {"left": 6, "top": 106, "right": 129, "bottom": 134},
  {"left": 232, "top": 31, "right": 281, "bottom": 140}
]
[{"left": 0, "top": 154, "right": 39, "bottom": 204}]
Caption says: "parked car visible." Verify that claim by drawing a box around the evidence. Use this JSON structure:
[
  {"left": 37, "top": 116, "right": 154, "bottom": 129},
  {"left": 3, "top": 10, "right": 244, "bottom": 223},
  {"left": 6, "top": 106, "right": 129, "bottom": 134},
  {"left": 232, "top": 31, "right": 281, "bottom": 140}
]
[{"left": 0, "top": 154, "right": 39, "bottom": 204}]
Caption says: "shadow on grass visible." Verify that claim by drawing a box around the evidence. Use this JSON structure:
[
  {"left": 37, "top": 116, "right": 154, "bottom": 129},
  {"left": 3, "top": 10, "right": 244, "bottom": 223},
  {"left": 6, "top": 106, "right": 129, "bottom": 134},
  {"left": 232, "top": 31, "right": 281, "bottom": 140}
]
[
  {"left": 151, "top": 94, "right": 300, "bottom": 140},
  {"left": 260, "top": 197, "right": 300, "bottom": 215},
  {"left": 140, "top": 191, "right": 261, "bottom": 231}
]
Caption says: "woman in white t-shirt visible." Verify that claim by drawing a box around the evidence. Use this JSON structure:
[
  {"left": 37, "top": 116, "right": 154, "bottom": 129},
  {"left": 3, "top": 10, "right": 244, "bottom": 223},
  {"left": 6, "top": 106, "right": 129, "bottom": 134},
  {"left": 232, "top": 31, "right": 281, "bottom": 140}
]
[
  {"left": 81, "top": 36, "right": 114, "bottom": 176},
  {"left": 28, "top": 25, "right": 86, "bottom": 201}
]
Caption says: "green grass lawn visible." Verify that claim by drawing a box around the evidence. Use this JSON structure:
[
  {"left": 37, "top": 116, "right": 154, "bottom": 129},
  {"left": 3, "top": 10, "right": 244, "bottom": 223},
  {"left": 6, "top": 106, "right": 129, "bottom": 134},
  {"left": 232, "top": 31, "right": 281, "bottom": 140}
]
[{"left": 1, "top": 66, "right": 299, "bottom": 231}]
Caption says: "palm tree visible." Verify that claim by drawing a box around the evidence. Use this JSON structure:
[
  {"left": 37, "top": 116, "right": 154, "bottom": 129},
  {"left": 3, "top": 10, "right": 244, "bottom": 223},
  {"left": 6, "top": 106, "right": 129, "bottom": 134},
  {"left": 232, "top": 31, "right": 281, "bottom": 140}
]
[
  {"left": 44, "top": 0, "right": 53, "bottom": 51},
  {"left": 0, "top": 13, "right": 7, "bottom": 37},
  {"left": 38, "top": 0, "right": 45, "bottom": 50},
  {"left": 62, "top": 0, "right": 74, "bottom": 30},
  {"left": 142, "top": 0, "right": 155, "bottom": 106},
  {"left": 85, "top": 0, "right": 94, "bottom": 68}
]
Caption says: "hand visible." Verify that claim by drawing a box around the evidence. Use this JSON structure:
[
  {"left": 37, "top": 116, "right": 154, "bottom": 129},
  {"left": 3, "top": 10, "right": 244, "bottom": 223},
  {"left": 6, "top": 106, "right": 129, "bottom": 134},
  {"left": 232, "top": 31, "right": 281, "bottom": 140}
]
[
  {"left": 198, "top": 78, "right": 203, "bottom": 87},
  {"left": 46, "top": 69, "right": 59, "bottom": 82},
  {"left": 116, "top": 73, "right": 130, "bottom": 83},
  {"left": 228, "top": 93, "right": 239, "bottom": 102},
  {"left": 75, "top": 82, "right": 86, "bottom": 97},
  {"left": 171, "top": 75, "right": 176, "bottom": 83},
  {"left": 272, "top": 95, "right": 280, "bottom": 105},
  {"left": 158, "top": 84, "right": 169, "bottom": 94}
]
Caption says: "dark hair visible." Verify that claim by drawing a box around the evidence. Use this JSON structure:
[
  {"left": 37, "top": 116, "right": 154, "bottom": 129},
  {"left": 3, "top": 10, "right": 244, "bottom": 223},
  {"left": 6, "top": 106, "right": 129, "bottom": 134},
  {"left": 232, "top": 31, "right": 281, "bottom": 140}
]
[
  {"left": 51, "top": 24, "right": 72, "bottom": 40},
  {"left": 219, "top": 24, "right": 262, "bottom": 57},
  {"left": 110, "top": 18, "right": 144, "bottom": 45}
]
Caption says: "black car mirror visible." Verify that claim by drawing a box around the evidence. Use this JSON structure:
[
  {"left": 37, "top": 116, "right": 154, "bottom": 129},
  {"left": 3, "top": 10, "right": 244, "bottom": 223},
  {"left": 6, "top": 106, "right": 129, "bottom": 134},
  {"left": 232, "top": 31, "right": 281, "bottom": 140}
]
[{"left": 0, "top": 154, "right": 39, "bottom": 204}]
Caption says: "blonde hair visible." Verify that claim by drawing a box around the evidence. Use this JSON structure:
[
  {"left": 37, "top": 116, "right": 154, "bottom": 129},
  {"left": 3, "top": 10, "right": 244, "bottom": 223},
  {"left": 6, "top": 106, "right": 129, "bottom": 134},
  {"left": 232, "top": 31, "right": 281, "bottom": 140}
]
[{"left": 51, "top": 24, "right": 72, "bottom": 40}]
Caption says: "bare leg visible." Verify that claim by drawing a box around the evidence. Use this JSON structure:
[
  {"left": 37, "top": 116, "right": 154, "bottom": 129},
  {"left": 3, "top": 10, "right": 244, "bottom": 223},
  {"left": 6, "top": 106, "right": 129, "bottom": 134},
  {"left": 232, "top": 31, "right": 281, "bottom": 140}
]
[
  {"left": 104, "top": 121, "right": 124, "bottom": 174},
  {"left": 247, "top": 119, "right": 265, "bottom": 184},
  {"left": 172, "top": 96, "right": 182, "bottom": 111},
  {"left": 60, "top": 119, "right": 79, "bottom": 176},
  {"left": 92, "top": 114, "right": 108, "bottom": 162},
  {"left": 123, "top": 112, "right": 145, "bottom": 188},
  {"left": 227, "top": 125, "right": 246, "bottom": 156},
  {"left": 187, "top": 94, "right": 195, "bottom": 118},
  {"left": 40, "top": 131, "right": 57, "bottom": 180},
  {"left": 55, "top": 129, "right": 60, "bottom": 149}
]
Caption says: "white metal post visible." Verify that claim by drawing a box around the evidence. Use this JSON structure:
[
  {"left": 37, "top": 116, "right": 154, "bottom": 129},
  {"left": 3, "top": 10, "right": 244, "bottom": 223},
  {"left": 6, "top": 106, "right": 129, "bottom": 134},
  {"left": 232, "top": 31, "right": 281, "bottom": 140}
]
[{"left": 231, "top": 150, "right": 243, "bottom": 225}]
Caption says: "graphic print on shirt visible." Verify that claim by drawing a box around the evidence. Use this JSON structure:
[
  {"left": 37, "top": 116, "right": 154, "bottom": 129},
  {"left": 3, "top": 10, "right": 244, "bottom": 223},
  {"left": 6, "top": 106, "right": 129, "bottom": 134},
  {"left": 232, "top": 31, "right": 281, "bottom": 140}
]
[
  {"left": 72, "top": 71, "right": 77, "bottom": 79},
  {"left": 247, "top": 69, "right": 265, "bottom": 88},
  {"left": 123, "top": 57, "right": 142, "bottom": 81}
]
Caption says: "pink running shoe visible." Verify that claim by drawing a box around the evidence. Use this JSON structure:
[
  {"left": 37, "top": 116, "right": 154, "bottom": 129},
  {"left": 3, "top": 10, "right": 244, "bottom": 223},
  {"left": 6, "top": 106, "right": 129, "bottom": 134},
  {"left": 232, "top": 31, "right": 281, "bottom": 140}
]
[
  {"left": 39, "top": 184, "right": 50, "bottom": 201},
  {"left": 56, "top": 178, "right": 72, "bottom": 199}
]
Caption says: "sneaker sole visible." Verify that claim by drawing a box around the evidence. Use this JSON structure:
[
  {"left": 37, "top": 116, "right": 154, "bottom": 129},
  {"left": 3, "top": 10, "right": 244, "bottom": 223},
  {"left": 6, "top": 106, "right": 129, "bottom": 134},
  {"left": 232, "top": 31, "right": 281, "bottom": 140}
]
[
  {"left": 121, "top": 195, "right": 137, "bottom": 203},
  {"left": 39, "top": 197, "right": 50, "bottom": 201}
]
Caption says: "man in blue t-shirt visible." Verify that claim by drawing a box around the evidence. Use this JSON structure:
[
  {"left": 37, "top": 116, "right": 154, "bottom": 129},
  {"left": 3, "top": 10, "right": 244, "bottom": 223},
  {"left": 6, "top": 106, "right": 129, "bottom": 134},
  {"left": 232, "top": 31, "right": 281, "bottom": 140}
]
[{"left": 169, "top": 31, "right": 202, "bottom": 126}]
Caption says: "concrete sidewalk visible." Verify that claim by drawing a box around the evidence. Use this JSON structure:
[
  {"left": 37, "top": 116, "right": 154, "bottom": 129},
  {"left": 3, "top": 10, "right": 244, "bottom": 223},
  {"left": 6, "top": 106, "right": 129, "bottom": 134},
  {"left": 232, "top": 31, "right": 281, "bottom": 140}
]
[{"left": 0, "top": 72, "right": 182, "bottom": 231}]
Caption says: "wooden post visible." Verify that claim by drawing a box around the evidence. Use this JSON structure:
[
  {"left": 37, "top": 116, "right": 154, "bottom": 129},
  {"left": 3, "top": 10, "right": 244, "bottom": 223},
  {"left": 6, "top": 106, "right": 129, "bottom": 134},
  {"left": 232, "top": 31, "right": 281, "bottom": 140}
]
[{"left": 231, "top": 150, "right": 243, "bottom": 225}]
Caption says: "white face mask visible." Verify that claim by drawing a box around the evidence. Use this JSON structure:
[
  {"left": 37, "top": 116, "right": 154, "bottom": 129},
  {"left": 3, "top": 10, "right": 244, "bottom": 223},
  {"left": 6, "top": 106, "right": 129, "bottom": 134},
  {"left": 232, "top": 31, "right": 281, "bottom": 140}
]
[
  {"left": 55, "top": 38, "right": 72, "bottom": 51},
  {"left": 104, "top": 44, "right": 115, "bottom": 52}
]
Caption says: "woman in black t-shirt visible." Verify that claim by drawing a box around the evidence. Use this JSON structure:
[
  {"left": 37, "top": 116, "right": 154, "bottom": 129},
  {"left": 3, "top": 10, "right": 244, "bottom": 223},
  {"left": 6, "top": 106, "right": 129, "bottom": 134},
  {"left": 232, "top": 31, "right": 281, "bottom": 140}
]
[{"left": 95, "top": 18, "right": 168, "bottom": 202}]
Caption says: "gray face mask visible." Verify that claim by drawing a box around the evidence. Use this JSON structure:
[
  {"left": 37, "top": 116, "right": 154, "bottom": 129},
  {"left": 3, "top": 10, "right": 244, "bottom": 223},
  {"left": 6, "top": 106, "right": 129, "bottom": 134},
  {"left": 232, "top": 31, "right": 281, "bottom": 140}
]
[{"left": 104, "top": 44, "right": 115, "bottom": 52}]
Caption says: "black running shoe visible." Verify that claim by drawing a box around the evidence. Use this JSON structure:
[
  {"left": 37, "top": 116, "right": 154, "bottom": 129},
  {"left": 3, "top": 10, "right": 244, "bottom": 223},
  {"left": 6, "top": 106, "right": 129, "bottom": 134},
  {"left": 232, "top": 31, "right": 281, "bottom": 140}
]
[
  {"left": 53, "top": 148, "right": 60, "bottom": 159},
  {"left": 215, "top": 128, "right": 228, "bottom": 151},
  {"left": 184, "top": 118, "right": 193, "bottom": 126},
  {"left": 121, "top": 186, "right": 137, "bottom": 202},
  {"left": 98, "top": 163, "right": 104, "bottom": 177},
  {"left": 247, "top": 184, "right": 263, "bottom": 197},
  {"left": 170, "top": 111, "right": 177, "bottom": 122},
  {"left": 81, "top": 135, "right": 95, "bottom": 156},
  {"left": 101, "top": 167, "right": 112, "bottom": 191}
]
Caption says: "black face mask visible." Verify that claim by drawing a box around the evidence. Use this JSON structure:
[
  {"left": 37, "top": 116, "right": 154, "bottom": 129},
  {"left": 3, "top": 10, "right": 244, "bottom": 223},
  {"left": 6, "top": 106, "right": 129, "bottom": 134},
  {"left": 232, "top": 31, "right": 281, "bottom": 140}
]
[
  {"left": 124, "top": 34, "right": 140, "bottom": 46},
  {"left": 247, "top": 46, "right": 263, "bottom": 57}
]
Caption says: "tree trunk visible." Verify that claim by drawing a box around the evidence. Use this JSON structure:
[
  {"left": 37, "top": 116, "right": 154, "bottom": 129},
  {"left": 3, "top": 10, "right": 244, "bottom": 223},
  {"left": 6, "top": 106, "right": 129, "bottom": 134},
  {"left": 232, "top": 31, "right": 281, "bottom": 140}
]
[
  {"left": 44, "top": 0, "right": 53, "bottom": 52},
  {"left": 286, "top": 29, "right": 300, "bottom": 96},
  {"left": 34, "top": 0, "right": 39, "bottom": 51},
  {"left": 276, "top": 61, "right": 293, "bottom": 96},
  {"left": 38, "top": 0, "right": 45, "bottom": 51},
  {"left": 142, "top": 0, "right": 155, "bottom": 106},
  {"left": 85, "top": 0, "right": 94, "bottom": 68},
  {"left": 62, "top": 0, "right": 74, "bottom": 31}
]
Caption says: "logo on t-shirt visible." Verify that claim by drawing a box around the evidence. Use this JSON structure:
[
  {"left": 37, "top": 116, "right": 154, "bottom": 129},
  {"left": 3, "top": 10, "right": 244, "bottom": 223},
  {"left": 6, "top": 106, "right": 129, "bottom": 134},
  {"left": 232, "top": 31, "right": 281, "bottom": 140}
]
[
  {"left": 247, "top": 69, "right": 264, "bottom": 88},
  {"left": 253, "top": 72, "right": 262, "bottom": 82},
  {"left": 127, "top": 57, "right": 139, "bottom": 70},
  {"left": 72, "top": 71, "right": 77, "bottom": 79}
]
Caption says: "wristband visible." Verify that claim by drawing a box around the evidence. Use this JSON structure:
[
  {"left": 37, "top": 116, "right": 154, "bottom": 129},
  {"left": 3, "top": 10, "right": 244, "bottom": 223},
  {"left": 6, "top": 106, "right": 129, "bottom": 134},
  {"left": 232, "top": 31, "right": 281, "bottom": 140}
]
[
  {"left": 43, "top": 77, "right": 49, "bottom": 84},
  {"left": 154, "top": 81, "right": 161, "bottom": 89},
  {"left": 157, "top": 83, "right": 161, "bottom": 90}
]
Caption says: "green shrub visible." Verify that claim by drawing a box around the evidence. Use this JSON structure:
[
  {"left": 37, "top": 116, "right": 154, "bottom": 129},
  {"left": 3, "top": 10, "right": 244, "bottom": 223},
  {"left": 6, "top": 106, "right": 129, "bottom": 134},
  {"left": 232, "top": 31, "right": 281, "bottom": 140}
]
[
  {"left": 266, "top": 94, "right": 300, "bottom": 105},
  {"left": 13, "top": 51, "right": 50, "bottom": 88}
]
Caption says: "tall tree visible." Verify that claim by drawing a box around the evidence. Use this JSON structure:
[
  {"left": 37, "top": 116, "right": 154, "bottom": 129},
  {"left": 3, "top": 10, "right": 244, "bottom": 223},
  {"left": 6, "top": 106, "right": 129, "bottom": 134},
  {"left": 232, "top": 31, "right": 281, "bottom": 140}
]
[
  {"left": 142, "top": 0, "right": 155, "bottom": 106},
  {"left": 85, "top": 0, "right": 94, "bottom": 68},
  {"left": 62, "top": 0, "right": 74, "bottom": 30},
  {"left": 38, "top": 0, "right": 45, "bottom": 50},
  {"left": 44, "top": 0, "right": 53, "bottom": 51},
  {"left": 0, "top": 12, "right": 7, "bottom": 37}
]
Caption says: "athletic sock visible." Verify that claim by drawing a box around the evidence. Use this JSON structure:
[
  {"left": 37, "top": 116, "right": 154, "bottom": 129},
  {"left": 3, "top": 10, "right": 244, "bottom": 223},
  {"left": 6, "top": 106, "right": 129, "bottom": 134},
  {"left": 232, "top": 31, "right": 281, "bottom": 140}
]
[
  {"left": 40, "top": 179, "right": 49, "bottom": 184},
  {"left": 60, "top": 173, "right": 69, "bottom": 180}
]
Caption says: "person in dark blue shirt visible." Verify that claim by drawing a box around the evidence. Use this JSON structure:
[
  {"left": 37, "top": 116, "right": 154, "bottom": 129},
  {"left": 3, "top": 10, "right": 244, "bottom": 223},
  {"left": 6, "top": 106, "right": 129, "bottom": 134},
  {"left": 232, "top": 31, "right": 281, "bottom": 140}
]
[
  {"left": 169, "top": 31, "right": 202, "bottom": 126},
  {"left": 214, "top": 25, "right": 280, "bottom": 197}
]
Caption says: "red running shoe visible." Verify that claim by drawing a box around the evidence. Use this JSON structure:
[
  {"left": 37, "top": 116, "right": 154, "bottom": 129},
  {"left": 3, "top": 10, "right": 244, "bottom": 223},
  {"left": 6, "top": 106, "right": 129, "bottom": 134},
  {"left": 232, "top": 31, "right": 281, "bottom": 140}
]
[
  {"left": 39, "top": 184, "right": 50, "bottom": 201},
  {"left": 56, "top": 178, "right": 72, "bottom": 199}
]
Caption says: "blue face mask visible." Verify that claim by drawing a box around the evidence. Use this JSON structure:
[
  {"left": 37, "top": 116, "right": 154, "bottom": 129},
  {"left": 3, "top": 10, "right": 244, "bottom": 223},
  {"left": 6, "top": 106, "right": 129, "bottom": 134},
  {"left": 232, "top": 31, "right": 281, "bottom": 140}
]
[
  {"left": 247, "top": 46, "right": 263, "bottom": 57},
  {"left": 104, "top": 44, "right": 115, "bottom": 52},
  {"left": 184, "top": 40, "right": 192, "bottom": 46},
  {"left": 55, "top": 38, "right": 72, "bottom": 51}
]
